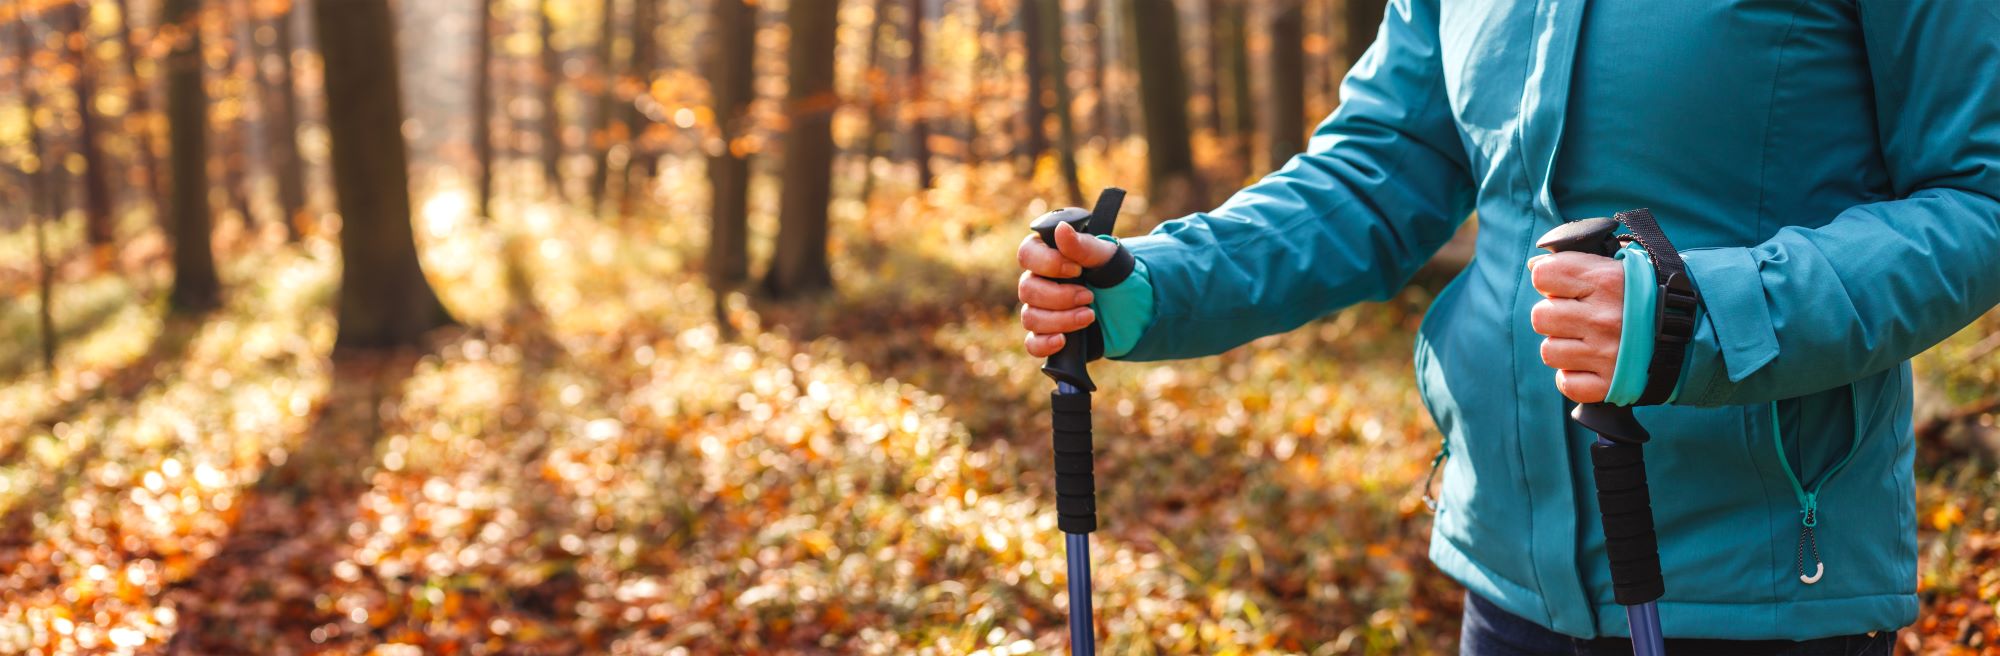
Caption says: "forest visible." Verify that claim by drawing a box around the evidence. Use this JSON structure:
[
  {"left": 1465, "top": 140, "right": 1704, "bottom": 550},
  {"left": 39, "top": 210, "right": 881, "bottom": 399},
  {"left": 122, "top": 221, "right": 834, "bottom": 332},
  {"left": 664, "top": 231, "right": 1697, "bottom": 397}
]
[{"left": 0, "top": 0, "right": 1995, "bottom": 653}]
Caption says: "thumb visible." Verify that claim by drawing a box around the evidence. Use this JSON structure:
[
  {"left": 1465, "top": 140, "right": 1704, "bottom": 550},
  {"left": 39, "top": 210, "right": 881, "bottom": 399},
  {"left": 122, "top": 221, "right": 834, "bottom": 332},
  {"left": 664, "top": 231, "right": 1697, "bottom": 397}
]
[{"left": 1054, "top": 221, "right": 1118, "bottom": 268}]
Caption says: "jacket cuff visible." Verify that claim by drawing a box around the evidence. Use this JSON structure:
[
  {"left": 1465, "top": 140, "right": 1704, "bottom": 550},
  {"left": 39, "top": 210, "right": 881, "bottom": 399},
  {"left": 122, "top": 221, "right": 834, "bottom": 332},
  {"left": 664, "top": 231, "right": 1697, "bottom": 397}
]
[
  {"left": 1673, "top": 247, "right": 1780, "bottom": 405},
  {"left": 1088, "top": 238, "right": 1154, "bottom": 360}
]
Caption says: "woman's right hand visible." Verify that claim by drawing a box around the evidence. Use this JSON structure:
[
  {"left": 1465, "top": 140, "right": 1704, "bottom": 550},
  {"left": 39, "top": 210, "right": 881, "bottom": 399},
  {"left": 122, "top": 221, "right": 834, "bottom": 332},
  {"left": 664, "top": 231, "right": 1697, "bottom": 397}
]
[{"left": 1017, "top": 221, "right": 1120, "bottom": 357}]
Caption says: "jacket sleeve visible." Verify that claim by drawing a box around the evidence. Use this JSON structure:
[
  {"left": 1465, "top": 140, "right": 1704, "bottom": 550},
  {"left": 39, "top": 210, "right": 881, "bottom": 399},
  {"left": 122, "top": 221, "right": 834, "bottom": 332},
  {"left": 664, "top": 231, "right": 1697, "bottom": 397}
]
[
  {"left": 1114, "top": 0, "right": 1476, "bottom": 361},
  {"left": 1672, "top": 2, "right": 2000, "bottom": 406}
]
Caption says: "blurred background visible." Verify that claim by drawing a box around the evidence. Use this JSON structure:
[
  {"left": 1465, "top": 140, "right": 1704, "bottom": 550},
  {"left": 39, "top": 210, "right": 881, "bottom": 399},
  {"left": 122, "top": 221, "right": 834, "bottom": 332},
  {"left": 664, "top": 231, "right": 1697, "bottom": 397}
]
[{"left": 0, "top": 0, "right": 1995, "bottom": 652}]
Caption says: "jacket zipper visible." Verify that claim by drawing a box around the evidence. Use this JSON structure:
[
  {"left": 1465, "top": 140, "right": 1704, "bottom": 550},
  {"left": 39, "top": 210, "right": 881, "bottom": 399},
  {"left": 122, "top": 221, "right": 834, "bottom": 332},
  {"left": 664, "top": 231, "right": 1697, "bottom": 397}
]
[{"left": 1767, "top": 388, "right": 1865, "bottom": 586}]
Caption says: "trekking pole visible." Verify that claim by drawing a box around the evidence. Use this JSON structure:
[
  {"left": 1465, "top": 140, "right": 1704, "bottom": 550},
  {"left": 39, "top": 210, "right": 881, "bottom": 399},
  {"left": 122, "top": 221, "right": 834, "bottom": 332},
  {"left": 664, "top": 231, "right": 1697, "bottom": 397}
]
[
  {"left": 1030, "top": 188, "right": 1127, "bottom": 656},
  {"left": 1537, "top": 217, "right": 1667, "bottom": 656}
]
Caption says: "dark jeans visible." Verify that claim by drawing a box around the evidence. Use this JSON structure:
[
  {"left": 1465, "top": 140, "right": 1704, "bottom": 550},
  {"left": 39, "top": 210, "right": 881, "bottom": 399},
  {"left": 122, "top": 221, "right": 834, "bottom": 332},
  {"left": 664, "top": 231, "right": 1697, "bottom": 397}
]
[{"left": 1460, "top": 592, "right": 1896, "bottom": 656}]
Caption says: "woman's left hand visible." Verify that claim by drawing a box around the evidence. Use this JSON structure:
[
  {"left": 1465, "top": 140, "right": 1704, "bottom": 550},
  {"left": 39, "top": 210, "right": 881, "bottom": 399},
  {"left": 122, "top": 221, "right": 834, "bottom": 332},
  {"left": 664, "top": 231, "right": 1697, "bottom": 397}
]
[{"left": 1528, "top": 253, "right": 1625, "bottom": 404}]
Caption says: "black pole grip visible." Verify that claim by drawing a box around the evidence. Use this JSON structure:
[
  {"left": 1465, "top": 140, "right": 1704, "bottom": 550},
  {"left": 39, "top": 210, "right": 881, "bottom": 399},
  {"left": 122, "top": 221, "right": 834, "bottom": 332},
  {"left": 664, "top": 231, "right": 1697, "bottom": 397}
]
[
  {"left": 1032, "top": 207, "right": 1098, "bottom": 391},
  {"left": 1051, "top": 391, "right": 1097, "bottom": 533},
  {"left": 1593, "top": 441, "right": 1665, "bottom": 605}
]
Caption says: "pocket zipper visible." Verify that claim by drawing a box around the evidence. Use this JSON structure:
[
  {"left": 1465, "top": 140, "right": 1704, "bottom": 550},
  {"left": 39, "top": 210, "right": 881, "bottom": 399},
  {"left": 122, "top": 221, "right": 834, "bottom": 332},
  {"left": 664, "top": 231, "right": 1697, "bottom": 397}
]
[{"left": 1767, "top": 390, "right": 1865, "bottom": 586}]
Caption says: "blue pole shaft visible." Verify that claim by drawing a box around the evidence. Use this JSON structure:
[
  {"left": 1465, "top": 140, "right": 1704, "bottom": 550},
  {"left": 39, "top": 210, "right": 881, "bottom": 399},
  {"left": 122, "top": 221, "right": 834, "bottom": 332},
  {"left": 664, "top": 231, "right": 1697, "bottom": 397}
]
[
  {"left": 1595, "top": 435, "right": 1665, "bottom": 656},
  {"left": 1065, "top": 531, "right": 1096, "bottom": 655}
]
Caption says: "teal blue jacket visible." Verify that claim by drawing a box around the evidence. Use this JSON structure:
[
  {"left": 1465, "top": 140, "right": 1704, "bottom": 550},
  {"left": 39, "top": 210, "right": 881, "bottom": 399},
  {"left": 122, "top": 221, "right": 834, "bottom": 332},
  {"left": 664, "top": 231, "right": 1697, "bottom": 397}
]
[{"left": 1092, "top": 0, "right": 2000, "bottom": 641}]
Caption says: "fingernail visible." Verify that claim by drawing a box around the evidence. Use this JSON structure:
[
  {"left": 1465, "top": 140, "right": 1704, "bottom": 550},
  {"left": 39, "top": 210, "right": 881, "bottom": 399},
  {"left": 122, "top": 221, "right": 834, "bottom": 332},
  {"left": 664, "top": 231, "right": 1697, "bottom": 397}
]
[
  {"left": 1063, "top": 265, "right": 1082, "bottom": 277},
  {"left": 1076, "top": 289, "right": 1094, "bottom": 305},
  {"left": 1081, "top": 308, "right": 1096, "bottom": 322}
]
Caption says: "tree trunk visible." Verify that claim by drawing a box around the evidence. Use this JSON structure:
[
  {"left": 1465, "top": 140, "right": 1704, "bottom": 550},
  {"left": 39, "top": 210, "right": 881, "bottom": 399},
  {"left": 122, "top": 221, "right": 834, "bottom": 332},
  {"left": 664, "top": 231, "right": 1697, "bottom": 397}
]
[
  {"left": 14, "top": 15, "right": 60, "bottom": 371},
  {"left": 224, "top": 0, "right": 258, "bottom": 232},
  {"left": 587, "top": 0, "right": 618, "bottom": 211},
  {"left": 114, "top": 0, "right": 162, "bottom": 211},
  {"left": 473, "top": 0, "right": 496, "bottom": 220},
  {"left": 315, "top": 0, "right": 456, "bottom": 349},
  {"left": 1219, "top": 0, "right": 1253, "bottom": 171},
  {"left": 267, "top": 0, "right": 307, "bottom": 239},
  {"left": 537, "top": 0, "right": 564, "bottom": 197},
  {"left": 163, "top": 0, "right": 222, "bottom": 313},
  {"left": 67, "top": 4, "right": 117, "bottom": 248},
  {"left": 856, "top": 0, "right": 892, "bottom": 203},
  {"left": 1038, "top": 0, "right": 1082, "bottom": 205},
  {"left": 1268, "top": 0, "right": 1305, "bottom": 171},
  {"left": 1127, "top": 0, "right": 1199, "bottom": 215},
  {"left": 706, "top": 0, "right": 755, "bottom": 289},
  {"left": 1019, "top": 0, "right": 1047, "bottom": 170},
  {"left": 905, "top": 0, "right": 932, "bottom": 189},
  {"left": 762, "top": 0, "right": 840, "bottom": 298},
  {"left": 617, "top": 0, "right": 658, "bottom": 214},
  {"left": 1345, "top": 0, "right": 1383, "bottom": 67},
  {"left": 1085, "top": 0, "right": 1110, "bottom": 141}
]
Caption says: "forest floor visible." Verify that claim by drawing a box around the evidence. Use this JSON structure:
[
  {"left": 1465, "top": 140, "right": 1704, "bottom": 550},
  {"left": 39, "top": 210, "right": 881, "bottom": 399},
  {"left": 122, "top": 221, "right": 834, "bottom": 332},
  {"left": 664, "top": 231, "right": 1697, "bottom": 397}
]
[{"left": 0, "top": 159, "right": 1996, "bottom": 654}]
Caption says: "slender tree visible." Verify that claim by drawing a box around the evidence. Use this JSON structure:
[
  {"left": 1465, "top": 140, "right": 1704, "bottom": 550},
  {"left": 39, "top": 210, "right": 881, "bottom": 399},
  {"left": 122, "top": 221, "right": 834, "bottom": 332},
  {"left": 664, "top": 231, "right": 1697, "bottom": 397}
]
[
  {"left": 1127, "top": 0, "right": 1198, "bottom": 214},
  {"left": 1218, "top": 0, "right": 1253, "bottom": 170},
  {"left": 856, "top": 0, "right": 893, "bottom": 203},
  {"left": 905, "top": 0, "right": 932, "bottom": 189},
  {"left": 315, "top": 0, "right": 457, "bottom": 348},
  {"left": 1038, "top": 0, "right": 1082, "bottom": 205},
  {"left": 14, "top": 13, "right": 60, "bottom": 371},
  {"left": 223, "top": 0, "right": 258, "bottom": 231},
  {"left": 1268, "top": 0, "right": 1305, "bottom": 171},
  {"left": 113, "top": 0, "right": 161, "bottom": 209},
  {"left": 617, "top": 0, "right": 658, "bottom": 213},
  {"left": 69, "top": 3, "right": 117, "bottom": 248},
  {"left": 763, "top": 0, "right": 841, "bottom": 298},
  {"left": 266, "top": 0, "right": 307, "bottom": 239},
  {"left": 1019, "top": 0, "right": 1047, "bottom": 170},
  {"left": 473, "top": 0, "right": 496, "bottom": 220},
  {"left": 537, "top": 0, "right": 564, "bottom": 196},
  {"left": 163, "top": 0, "right": 221, "bottom": 313},
  {"left": 706, "top": 0, "right": 754, "bottom": 288},
  {"left": 1345, "top": 0, "right": 1383, "bottom": 67},
  {"left": 586, "top": 0, "right": 618, "bottom": 210}
]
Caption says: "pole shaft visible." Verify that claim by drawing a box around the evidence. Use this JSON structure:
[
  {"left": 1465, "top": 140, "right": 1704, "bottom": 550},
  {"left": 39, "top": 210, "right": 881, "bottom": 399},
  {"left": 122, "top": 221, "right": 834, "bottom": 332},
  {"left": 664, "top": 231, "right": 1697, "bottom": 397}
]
[{"left": 1066, "top": 531, "right": 1096, "bottom": 655}]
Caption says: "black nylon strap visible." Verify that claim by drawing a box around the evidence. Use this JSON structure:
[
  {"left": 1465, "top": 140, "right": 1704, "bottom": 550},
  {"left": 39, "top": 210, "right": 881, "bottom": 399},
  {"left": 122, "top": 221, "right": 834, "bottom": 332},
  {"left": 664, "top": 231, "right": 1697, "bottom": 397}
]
[
  {"left": 1082, "top": 244, "right": 1136, "bottom": 288},
  {"left": 1592, "top": 441, "right": 1664, "bottom": 605},
  {"left": 1051, "top": 391, "right": 1098, "bottom": 533},
  {"left": 1613, "top": 208, "right": 1700, "bottom": 406}
]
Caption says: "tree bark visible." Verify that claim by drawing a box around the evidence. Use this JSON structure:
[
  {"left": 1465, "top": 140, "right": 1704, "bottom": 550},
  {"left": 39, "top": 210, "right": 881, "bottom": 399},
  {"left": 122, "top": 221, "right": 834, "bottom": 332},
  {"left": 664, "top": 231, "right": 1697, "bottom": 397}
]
[
  {"left": 1218, "top": 0, "right": 1252, "bottom": 170},
  {"left": 706, "top": 0, "right": 755, "bottom": 289},
  {"left": 617, "top": 0, "right": 658, "bottom": 213},
  {"left": 905, "top": 0, "right": 932, "bottom": 189},
  {"left": 1019, "top": 0, "right": 1047, "bottom": 170},
  {"left": 1345, "top": 0, "right": 1383, "bottom": 68},
  {"left": 68, "top": 3, "right": 117, "bottom": 248},
  {"left": 13, "top": 15, "right": 60, "bottom": 371},
  {"left": 856, "top": 0, "right": 892, "bottom": 203},
  {"left": 315, "top": 0, "right": 456, "bottom": 349},
  {"left": 1039, "top": 0, "right": 1083, "bottom": 205},
  {"left": 266, "top": 0, "right": 307, "bottom": 239},
  {"left": 586, "top": 0, "right": 618, "bottom": 210},
  {"left": 762, "top": 0, "right": 840, "bottom": 298},
  {"left": 1127, "top": 0, "right": 1199, "bottom": 214},
  {"left": 537, "top": 0, "right": 564, "bottom": 197},
  {"left": 114, "top": 0, "right": 162, "bottom": 210},
  {"left": 163, "top": 0, "right": 222, "bottom": 313},
  {"left": 1267, "top": 0, "right": 1305, "bottom": 171},
  {"left": 473, "top": 0, "right": 496, "bottom": 220}
]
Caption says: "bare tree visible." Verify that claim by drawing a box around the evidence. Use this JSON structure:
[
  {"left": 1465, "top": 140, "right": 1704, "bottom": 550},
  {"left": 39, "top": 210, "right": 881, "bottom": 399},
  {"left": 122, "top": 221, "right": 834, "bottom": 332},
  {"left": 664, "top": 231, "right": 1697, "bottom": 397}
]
[
  {"left": 537, "top": 0, "right": 564, "bottom": 197},
  {"left": 265, "top": 0, "right": 307, "bottom": 239},
  {"left": 1038, "top": 0, "right": 1083, "bottom": 205},
  {"left": 315, "top": 0, "right": 457, "bottom": 348},
  {"left": 68, "top": 3, "right": 116, "bottom": 248},
  {"left": 473, "top": 0, "right": 496, "bottom": 220},
  {"left": 13, "top": 13, "right": 60, "bottom": 371},
  {"left": 1268, "top": 0, "right": 1305, "bottom": 171},
  {"left": 905, "top": 0, "right": 932, "bottom": 189},
  {"left": 763, "top": 0, "right": 841, "bottom": 298},
  {"left": 586, "top": 0, "right": 618, "bottom": 210},
  {"left": 706, "top": 0, "right": 755, "bottom": 288},
  {"left": 163, "top": 0, "right": 222, "bottom": 313},
  {"left": 1127, "top": 0, "right": 1199, "bottom": 214},
  {"left": 113, "top": 0, "right": 161, "bottom": 209}
]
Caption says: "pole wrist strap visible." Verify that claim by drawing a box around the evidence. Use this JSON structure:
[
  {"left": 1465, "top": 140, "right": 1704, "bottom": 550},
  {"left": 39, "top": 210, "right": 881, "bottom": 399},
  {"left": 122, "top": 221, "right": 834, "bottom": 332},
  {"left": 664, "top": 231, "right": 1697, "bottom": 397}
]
[{"left": 1613, "top": 209, "right": 1700, "bottom": 406}]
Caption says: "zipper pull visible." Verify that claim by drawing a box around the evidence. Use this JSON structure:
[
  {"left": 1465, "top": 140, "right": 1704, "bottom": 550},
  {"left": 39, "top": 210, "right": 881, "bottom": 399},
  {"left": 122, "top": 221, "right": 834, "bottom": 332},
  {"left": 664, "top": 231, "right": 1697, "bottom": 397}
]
[
  {"left": 1795, "top": 493, "right": 1824, "bottom": 585},
  {"left": 1420, "top": 447, "right": 1448, "bottom": 513}
]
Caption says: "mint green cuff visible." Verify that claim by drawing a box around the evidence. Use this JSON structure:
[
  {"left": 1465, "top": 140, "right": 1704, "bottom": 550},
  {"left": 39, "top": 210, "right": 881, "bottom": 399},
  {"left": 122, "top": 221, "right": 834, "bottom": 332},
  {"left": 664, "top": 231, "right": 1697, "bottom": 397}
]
[
  {"left": 1605, "top": 244, "right": 1656, "bottom": 406},
  {"left": 1088, "top": 235, "right": 1154, "bottom": 359}
]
